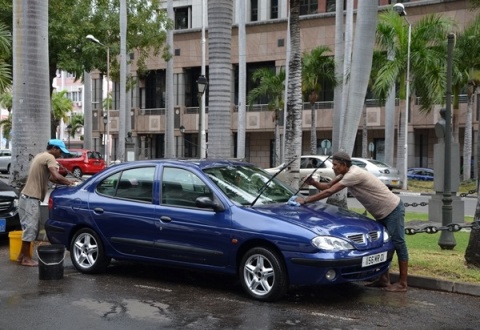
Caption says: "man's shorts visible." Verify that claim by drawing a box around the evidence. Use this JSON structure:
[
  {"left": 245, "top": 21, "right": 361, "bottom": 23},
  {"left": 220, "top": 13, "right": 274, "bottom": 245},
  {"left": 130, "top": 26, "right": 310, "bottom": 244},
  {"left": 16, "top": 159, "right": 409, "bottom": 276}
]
[{"left": 18, "top": 195, "right": 41, "bottom": 242}]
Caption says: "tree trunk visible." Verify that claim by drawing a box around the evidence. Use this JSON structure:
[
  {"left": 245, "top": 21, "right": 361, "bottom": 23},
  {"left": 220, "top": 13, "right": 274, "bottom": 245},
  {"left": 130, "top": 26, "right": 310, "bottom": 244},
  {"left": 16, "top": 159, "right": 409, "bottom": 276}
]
[
  {"left": 285, "top": 0, "right": 302, "bottom": 189},
  {"left": 11, "top": 0, "right": 50, "bottom": 186},
  {"left": 207, "top": 0, "right": 233, "bottom": 159},
  {"left": 310, "top": 100, "right": 317, "bottom": 155},
  {"left": 237, "top": 0, "right": 246, "bottom": 160},
  {"left": 341, "top": 1, "right": 377, "bottom": 154},
  {"left": 117, "top": 0, "right": 127, "bottom": 161},
  {"left": 83, "top": 71, "right": 92, "bottom": 150},
  {"left": 332, "top": 0, "right": 345, "bottom": 153},
  {"left": 463, "top": 84, "right": 475, "bottom": 181}
]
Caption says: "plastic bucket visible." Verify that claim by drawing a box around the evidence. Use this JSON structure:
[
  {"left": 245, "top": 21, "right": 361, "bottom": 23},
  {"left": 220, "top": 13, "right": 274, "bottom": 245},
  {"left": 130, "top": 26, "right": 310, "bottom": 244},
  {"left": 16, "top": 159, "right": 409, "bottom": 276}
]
[
  {"left": 37, "top": 244, "right": 66, "bottom": 280},
  {"left": 8, "top": 230, "right": 33, "bottom": 262}
]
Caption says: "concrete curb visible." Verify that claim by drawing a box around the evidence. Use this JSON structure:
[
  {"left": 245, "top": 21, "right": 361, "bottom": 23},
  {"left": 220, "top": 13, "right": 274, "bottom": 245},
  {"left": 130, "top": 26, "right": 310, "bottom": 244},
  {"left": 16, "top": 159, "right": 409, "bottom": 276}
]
[{"left": 390, "top": 273, "right": 480, "bottom": 297}]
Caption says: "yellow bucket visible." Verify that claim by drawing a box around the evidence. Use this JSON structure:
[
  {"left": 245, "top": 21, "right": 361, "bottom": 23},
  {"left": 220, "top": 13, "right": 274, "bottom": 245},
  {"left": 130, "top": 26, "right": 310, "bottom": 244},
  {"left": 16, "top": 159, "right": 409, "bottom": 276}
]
[{"left": 8, "top": 231, "right": 33, "bottom": 262}]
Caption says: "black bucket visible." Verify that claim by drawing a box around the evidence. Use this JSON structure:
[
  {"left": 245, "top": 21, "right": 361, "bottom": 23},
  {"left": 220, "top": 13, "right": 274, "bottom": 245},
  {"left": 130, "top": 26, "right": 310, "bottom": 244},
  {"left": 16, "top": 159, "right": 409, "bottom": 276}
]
[{"left": 37, "top": 244, "right": 66, "bottom": 280}]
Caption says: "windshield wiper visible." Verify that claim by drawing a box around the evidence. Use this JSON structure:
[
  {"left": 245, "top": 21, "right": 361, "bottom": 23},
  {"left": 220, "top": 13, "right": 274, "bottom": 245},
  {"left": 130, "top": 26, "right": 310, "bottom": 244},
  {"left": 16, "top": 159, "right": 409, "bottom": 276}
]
[
  {"left": 250, "top": 156, "right": 297, "bottom": 207},
  {"left": 294, "top": 155, "right": 331, "bottom": 195}
]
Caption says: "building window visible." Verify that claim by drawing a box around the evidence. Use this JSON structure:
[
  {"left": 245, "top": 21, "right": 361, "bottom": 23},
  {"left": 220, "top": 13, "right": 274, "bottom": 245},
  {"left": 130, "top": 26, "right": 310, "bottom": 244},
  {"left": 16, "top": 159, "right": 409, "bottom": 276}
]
[
  {"left": 326, "top": 0, "right": 346, "bottom": 12},
  {"left": 300, "top": 0, "right": 317, "bottom": 15},
  {"left": 174, "top": 6, "right": 191, "bottom": 30},
  {"left": 270, "top": 0, "right": 278, "bottom": 19},
  {"left": 251, "top": 0, "right": 258, "bottom": 22}
]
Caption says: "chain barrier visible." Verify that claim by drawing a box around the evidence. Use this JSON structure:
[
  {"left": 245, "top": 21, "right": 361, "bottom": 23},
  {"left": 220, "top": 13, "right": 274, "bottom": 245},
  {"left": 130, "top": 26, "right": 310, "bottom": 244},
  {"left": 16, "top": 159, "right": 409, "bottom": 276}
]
[
  {"left": 403, "top": 201, "right": 428, "bottom": 208},
  {"left": 405, "top": 220, "right": 480, "bottom": 235},
  {"left": 459, "top": 189, "right": 477, "bottom": 198}
]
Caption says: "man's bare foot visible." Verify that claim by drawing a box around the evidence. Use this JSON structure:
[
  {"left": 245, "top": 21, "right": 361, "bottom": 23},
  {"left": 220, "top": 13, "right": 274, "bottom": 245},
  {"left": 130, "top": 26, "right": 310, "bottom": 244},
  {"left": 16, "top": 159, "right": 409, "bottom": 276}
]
[
  {"left": 365, "top": 280, "right": 390, "bottom": 288},
  {"left": 384, "top": 282, "right": 407, "bottom": 292},
  {"left": 20, "top": 258, "right": 38, "bottom": 267}
]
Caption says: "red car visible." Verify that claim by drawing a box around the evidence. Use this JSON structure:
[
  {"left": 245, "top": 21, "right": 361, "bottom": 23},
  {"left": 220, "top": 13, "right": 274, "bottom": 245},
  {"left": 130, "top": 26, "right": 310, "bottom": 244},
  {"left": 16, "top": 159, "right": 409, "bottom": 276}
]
[{"left": 57, "top": 149, "right": 106, "bottom": 178}]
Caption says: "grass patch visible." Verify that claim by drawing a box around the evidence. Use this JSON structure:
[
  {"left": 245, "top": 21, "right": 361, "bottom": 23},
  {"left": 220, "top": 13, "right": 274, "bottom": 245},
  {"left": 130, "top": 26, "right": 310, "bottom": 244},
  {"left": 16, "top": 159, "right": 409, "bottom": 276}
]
[{"left": 351, "top": 208, "right": 480, "bottom": 284}]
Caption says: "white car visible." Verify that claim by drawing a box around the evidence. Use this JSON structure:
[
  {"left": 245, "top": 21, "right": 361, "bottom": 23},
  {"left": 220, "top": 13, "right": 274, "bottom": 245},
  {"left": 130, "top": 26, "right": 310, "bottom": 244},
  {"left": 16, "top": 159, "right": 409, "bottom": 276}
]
[
  {"left": 0, "top": 149, "right": 11, "bottom": 174},
  {"left": 351, "top": 157, "right": 402, "bottom": 190},
  {"left": 264, "top": 155, "right": 335, "bottom": 193}
]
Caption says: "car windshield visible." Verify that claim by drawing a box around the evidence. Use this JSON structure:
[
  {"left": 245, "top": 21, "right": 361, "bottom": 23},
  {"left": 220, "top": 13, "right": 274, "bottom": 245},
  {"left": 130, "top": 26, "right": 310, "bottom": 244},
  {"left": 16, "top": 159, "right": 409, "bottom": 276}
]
[{"left": 203, "top": 165, "right": 295, "bottom": 206}]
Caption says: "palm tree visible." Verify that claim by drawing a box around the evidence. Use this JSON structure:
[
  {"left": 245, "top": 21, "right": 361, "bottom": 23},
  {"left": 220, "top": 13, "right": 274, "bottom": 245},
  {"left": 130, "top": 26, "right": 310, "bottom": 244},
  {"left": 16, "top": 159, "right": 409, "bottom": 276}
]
[
  {"left": 0, "top": 90, "right": 12, "bottom": 148},
  {"left": 0, "top": 22, "right": 11, "bottom": 93},
  {"left": 0, "top": 113, "right": 11, "bottom": 148},
  {"left": 374, "top": 11, "right": 452, "bottom": 185},
  {"left": 52, "top": 90, "right": 73, "bottom": 138},
  {"left": 247, "top": 68, "right": 285, "bottom": 166},
  {"left": 11, "top": 0, "right": 50, "bottom": 185},
  {"left": 68, "top": 113, "right": 84, "bottom": 139},
  {"left": 207, "top": 0, "right": 233, "bottom": 159},
  {"left": 302, "top": 46, "right": 336, "bottom": 155},
  {"left": 284, "top": 0, "right": 303, "bottom": 189}
]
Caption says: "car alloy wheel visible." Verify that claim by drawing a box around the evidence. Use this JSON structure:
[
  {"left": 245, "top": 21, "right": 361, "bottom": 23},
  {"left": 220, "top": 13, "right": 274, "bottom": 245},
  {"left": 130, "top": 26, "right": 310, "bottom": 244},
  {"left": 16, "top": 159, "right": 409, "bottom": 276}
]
[
  {"left": 240, "top": 247, "right": 288, "bottom": 302},
  {"left": 70, "top": 228, "right": 110, "bottom": 274},
  {"left": 73, "top": 167, "right": 83, "bottom": 178}
]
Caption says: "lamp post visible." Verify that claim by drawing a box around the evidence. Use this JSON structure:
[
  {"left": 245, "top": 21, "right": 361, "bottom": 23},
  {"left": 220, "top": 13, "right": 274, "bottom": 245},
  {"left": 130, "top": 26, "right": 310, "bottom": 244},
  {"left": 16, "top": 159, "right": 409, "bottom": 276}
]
[
  {"left": 393, "top": 3, "right": 411, "bottom": 190},
  {"left": 66, "top": 124, "right": 72, "bottom": 149},
  {"left": 197, "top": 75, "right": 208, "bottom": 158},
  {"left": 103, "top": 113, "right": 108, "bottom": 161},
  {"left": 86, "top": 34, "right": 110, "bottom": 164}
]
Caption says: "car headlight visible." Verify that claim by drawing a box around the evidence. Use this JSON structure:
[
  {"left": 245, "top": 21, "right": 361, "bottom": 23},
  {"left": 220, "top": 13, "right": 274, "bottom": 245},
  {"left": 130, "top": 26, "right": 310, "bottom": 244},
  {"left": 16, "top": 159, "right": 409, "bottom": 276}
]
[
  {"left": 383, "top": 228, "right": 390, "bottom": 243},
  {"left": 312, "top": 236, "right": 354, "bottom": 251}
]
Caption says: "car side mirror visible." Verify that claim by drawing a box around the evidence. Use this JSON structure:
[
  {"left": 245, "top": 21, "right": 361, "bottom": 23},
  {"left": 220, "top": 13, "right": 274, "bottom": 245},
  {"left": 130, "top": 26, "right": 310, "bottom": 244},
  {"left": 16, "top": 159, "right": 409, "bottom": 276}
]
[{"left": 195, "top": 196, "right": 224, "bottom": 212}]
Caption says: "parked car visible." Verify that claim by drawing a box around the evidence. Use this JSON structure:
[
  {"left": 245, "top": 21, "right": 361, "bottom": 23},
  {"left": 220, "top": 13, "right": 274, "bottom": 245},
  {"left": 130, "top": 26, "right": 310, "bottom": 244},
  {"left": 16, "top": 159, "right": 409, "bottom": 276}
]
[
  {"left": 57, "top": 149, "right": 106, "bottom": 178},
  {"left": 0, "top": 181, "right": 20, "bottom": 236},
  {"left": 46, "top": 159, "right": 394, "bottom": 302},
  {"left": 407, "top": 168, "right": 434, "bottom": 181},
  {"left": 0, "top": 149, "right": 12, "bottom": 174},
  {"left": 265, "top": 155, "right": 335, "bottom": 193},
  {"left": 351, "top": 157, "right": 402, "bottom": 190}
]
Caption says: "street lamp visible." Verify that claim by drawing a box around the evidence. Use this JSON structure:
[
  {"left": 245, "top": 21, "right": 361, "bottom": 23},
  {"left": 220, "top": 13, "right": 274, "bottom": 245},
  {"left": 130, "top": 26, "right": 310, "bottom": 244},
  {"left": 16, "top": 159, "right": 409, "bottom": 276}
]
[
  {"left": 393, "top": 3, "right": 411, "bottom": 190},
  {"left": 197, "top": 75, "right": 208, "bottom": 158},
  {"left": 66, "top": 124, "right": 72, "bottom": 149},
  {"left": 87, "top": 34, "right": 110, "bottom": 164}
]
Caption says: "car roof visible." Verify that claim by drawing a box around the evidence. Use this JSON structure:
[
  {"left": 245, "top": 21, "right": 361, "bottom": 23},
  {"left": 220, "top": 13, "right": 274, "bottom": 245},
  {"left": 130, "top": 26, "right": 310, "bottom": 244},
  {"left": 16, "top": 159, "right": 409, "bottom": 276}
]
[{"left": 107, "top": 158, "right": 253, "bottom": 171}]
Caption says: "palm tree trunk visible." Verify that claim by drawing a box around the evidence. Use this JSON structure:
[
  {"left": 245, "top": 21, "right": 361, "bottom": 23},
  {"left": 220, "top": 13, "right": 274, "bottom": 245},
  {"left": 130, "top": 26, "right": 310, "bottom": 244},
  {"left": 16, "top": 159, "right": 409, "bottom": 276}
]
[
  {"left": 237, "top": 0, "right": 246, "bottom": 159},
  {"left": 341, "top": 1, "right": 377, "bottom": 154},
  {"left": 285, "top": 0, "right": 302, "bottom": 189},
  {"left": 83, "top": 71, "right": 92, "bottom": 150},
  {"left": 117, "top": 0, "right": 127, "bottom": 161},
  {"left": 165, "top": 0, "right": 175, "bottom": 158},
  {"left": 463, "top": 85, "right": 475, "bottom": 181},
  {"left": 11, "top": 0, "right": 50, "bottom": 185},
  {"left": 207, "top": 0, "right": 233, "bottom": 159},
  {"left": 310, "top": 101, "right": 317, "bottom": 155},
  {"left": 332, "top": 0, "right": 345, "bottom": 152}
]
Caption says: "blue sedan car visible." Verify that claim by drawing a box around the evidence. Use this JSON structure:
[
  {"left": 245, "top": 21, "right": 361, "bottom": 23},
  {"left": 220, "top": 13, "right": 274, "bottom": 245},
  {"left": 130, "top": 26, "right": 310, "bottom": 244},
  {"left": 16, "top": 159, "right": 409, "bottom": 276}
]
[
  {"left": 46, "top": 159, "right": 394, "bottom": 301},
  {"left": 407, "top": 168, "right": 434, "bottom": 181}
]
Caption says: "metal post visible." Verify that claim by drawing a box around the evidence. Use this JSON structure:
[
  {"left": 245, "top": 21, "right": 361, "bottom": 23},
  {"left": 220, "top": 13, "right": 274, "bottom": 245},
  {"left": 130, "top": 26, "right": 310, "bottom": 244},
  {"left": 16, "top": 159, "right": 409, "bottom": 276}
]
[
  {"left": 439, "top": 33, "right": 456, "bottom": 250},
  {"left": 106, "top": 46, "right": 110, "bottom": 164}
]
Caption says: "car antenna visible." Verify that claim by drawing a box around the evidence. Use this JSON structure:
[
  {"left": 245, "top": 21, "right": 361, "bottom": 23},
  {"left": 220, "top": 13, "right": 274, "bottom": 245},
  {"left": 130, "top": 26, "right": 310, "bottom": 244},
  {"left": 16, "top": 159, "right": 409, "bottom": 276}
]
[
  {"left": 293, "top": 155, "right": 331, "bottom": 196},
  {"left": 250, "top": 156, "right": 298, "bottom": 207}
]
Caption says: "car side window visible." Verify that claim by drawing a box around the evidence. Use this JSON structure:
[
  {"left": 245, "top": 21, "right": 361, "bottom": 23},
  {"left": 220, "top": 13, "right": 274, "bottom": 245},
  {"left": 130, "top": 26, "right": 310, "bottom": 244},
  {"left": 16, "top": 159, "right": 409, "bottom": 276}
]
[
  {"left": 96, "top": 167, "right": 155, "bottom": 203},
  {"left": 161, "top": 167, "right": 212, "bottom": 208}
]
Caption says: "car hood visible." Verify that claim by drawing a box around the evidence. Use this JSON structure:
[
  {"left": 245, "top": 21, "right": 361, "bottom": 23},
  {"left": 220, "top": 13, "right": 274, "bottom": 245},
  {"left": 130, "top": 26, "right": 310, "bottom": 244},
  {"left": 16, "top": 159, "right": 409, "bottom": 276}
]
[{"left": 250, "top": 201, "right": 382, "bottom": 237}]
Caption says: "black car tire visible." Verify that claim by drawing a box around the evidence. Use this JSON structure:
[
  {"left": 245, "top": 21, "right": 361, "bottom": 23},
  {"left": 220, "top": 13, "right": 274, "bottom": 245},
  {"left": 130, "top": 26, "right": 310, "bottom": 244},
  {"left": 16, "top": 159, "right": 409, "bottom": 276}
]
[
  {"left": 70, "top": 228, "right": 110, "bottom": 274},
  {"left": 72, "top": 167, "right": 83, "bottom": 178},
  {"left": 239, "top": 247, "right": 288, "bottom": 302}
]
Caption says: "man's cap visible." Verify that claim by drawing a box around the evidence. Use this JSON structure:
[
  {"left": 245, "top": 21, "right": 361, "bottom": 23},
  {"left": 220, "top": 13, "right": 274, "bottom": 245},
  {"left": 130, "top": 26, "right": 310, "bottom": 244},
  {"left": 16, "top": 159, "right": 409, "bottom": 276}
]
[
  {"left": 331, "top": 151, "right": 351, "bottom": 163},
  {"left": 48, "top": 139, "right": 70, "bottom": 154}
]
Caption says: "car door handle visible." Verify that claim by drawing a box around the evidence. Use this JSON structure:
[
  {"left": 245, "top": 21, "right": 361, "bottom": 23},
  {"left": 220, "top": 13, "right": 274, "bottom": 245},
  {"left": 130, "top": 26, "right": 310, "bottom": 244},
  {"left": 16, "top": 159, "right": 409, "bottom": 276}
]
[
  {"left": 93, "top": 207, "right": 104, "bottom": 214},
  {"left": 160, "top": 216, "right": 172, "bottom": 223}
]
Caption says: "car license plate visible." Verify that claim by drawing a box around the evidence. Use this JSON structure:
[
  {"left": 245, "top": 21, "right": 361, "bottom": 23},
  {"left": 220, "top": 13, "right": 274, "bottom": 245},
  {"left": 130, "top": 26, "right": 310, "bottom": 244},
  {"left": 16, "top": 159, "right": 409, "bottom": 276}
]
[
  {"left": 392, "top": 180, "right": 398, "bottom": 185},
  {"left": 0, "top": 218, "right": 6, "bottom": 232},
  {"left": 362, "top": 251, "right": 387, "bottom": 267}
]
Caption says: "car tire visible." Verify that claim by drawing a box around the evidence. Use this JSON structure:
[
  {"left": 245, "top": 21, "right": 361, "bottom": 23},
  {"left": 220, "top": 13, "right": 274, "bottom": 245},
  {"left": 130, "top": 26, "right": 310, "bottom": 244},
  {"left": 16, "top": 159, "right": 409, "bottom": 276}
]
[
  {"left": 72, "top": 167, "right": 83, "bottom": 178},
  {"left": 70, "top": 228, "right": 110, "bottom": 274},
  {"left": 239, "top": 247, "right": 288, "bottom": 302}
]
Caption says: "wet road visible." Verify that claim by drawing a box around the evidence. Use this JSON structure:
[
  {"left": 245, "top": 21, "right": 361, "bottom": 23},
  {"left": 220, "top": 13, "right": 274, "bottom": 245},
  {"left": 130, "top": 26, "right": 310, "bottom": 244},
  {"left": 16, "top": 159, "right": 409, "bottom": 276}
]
[{"left": 0, "top": 239, "right": 478, "bottom": 329}]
